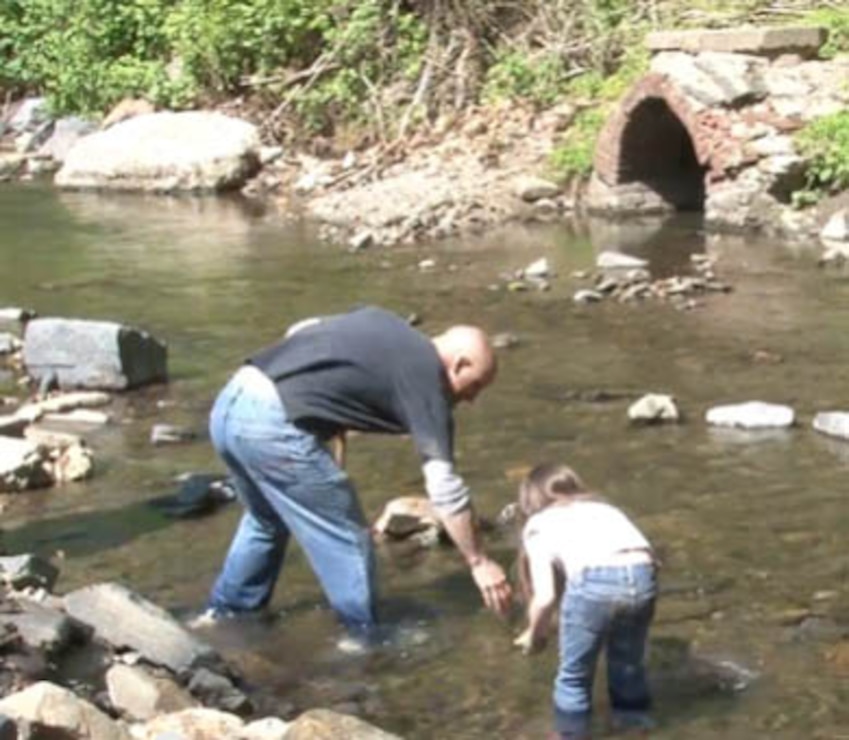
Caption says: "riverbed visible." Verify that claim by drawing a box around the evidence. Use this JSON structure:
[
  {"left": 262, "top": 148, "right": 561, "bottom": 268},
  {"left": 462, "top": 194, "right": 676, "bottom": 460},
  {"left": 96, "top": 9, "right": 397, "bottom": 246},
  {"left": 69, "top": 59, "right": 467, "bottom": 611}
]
[{"left": 2, "top": 183, "right": 847, "bottom": 739}]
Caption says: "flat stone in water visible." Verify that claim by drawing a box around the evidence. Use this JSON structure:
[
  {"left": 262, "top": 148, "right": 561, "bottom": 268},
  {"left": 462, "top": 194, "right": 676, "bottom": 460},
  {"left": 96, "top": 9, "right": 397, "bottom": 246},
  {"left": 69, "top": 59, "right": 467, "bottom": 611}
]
[
  {"left": 812, "top": 411, "right": 849, "bottom": 441},
  {"left": 705, "top": 401, "right": 794, "bottom": 429}
]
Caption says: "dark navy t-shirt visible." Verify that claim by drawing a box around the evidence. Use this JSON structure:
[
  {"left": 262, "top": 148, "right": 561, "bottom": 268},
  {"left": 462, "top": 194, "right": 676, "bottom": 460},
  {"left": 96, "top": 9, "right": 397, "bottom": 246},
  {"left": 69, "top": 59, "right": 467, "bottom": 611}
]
[{"left": 249, "top": 306, "right": 455, "bottom": 464}]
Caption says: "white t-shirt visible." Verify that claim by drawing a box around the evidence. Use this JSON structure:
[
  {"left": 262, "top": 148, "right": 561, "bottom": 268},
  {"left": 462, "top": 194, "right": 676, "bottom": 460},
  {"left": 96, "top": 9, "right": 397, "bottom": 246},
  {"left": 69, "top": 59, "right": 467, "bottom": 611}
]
[{"left": 523, "top": 501, "right": 651, "bottom": 603}]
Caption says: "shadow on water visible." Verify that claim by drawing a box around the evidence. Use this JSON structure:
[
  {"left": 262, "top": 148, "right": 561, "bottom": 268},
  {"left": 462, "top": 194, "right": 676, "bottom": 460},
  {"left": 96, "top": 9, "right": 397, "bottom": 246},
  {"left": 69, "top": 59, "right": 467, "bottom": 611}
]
[{"left": 3, "top": 498, "right": 178, "bottom": 561}]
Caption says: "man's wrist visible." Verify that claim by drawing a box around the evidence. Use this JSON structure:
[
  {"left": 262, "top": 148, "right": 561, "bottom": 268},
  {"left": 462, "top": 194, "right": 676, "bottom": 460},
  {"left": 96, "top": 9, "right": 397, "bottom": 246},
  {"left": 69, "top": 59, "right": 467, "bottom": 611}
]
[{"left": 467, "top": 553, "right": 487, "bottom": 568}]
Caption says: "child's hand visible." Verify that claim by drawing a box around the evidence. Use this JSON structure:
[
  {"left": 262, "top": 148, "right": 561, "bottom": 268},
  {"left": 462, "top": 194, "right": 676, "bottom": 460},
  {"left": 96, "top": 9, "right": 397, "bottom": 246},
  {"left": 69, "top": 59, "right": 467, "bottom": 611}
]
[{"left": 513, "top": 627, "right": 543, "bottom": 655}]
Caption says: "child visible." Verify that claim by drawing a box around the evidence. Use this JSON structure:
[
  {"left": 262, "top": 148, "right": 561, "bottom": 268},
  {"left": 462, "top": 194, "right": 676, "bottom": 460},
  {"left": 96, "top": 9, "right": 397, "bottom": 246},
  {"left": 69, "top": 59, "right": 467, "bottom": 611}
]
[{"left": 513, "top": 463, "right": 658, "bottom": 739}]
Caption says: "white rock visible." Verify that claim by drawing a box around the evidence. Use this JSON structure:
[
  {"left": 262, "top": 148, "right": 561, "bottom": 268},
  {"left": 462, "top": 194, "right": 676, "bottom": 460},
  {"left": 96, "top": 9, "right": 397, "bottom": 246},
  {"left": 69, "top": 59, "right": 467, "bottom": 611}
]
[
  {"left": 573, "top": 289, "right": 603, "bottom": 304},
  {"left": 596, "top": 251, "right": 648, "bottom": 270},
  {"left": 820, "top": 210, "right": 849, "bottom": 243},
  {"left": 514, "top": 176, "right": 560, "bottom": 202},
  {"left": 241, "top": 717, "right": 291, "bottom": 740},
  {"left": 523, "top": 258, "right": 550, "bottom": 279},
  {"left": 134, "top": 707, "right": 243, "bottom": 740},
  {"left": 43, "top": 408, "right": 111, "bottom": 426},
  {"left": 705, "top": 401, "right": 794, "bottom": 429},
  {"left": 106, "top": 664, "right": 197, "bottom": 721},
  {"left": 56, "top": 111, "right": 260, "bottom": 192},
  {"left": 258, "top": 146, "right": 284, "bottom": 165},
  {"left": 628, "top": 394, "right": 680, "bottom": 423},
  {"left": 0, "top": 681, "right": 131, "bottom": 740},
  {"left": 812, "top": 411, "right": 849, "bottom": 440}
]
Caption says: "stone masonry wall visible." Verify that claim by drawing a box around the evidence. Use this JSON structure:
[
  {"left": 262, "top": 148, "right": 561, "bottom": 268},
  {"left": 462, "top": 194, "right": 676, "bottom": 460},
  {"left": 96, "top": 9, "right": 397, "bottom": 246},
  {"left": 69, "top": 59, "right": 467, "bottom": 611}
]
[{"left": 588, "top": 27, "right": 849, "bottom": 238}]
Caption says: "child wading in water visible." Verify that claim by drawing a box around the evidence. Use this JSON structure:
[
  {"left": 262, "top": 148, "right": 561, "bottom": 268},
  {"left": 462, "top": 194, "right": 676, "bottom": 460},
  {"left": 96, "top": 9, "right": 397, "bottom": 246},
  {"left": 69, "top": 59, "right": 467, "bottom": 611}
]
[{"left": 513, "top": 463, "right": 658, "bottom": 739}]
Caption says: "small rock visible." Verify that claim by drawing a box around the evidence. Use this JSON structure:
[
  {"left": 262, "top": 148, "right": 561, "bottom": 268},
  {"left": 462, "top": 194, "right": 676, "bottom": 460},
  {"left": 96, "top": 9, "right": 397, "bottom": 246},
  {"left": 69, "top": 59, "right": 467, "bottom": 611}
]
[
  {"left": 573, "top": 289, "right": 603, "bottom": 304},
  {"left": 258, "top": 146, "right": 284, "bottom": 166},
  {"left": 523, "top": 258, "right": 550, "bottom": 279},
  {"left": 151, "top": 424, "right": 196, "bottom": 445},
  {"left": 628, "top": 394, "right": 680, "bottom": 424},
  {"left": 491, "top": 332, "right": 520, "bottom": 350},
  {"left": 348, "top": 230, "right": 374, "bottom": 253},
  {"left": 820, "top": 209, "right": 849, "bottom": 243},
  {"left": 514, "top": 176, "right": 560, "bottom": 203},
  {"left": 0, "top": 555, "right": 59, "bottom": 591},
  {"left": 373, "top": 497, "right": 441, "bottom": 539},
  {"left": 812, "top": 411, "right": 849, "bottom": 441},
  {"left": 596, "top": 251, "right": 648, "bottom": 270}
]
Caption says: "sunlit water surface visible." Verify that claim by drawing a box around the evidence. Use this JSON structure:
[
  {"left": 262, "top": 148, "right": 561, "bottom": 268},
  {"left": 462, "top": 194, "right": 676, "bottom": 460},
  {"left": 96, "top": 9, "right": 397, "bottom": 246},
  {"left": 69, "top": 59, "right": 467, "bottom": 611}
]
[{"left": 2, "top": 184, "right": 848, "bottom": 739}]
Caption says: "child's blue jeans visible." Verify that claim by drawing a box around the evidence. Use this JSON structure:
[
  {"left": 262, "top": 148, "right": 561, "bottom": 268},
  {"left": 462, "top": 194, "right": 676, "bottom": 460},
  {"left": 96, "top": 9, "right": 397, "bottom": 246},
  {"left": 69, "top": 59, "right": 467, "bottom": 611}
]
[
  {"left": 554, "top": 562, "right": 656, "bottom": 739},
  {"left": 206, "top": 365, "right": 377, "bottom": 632}
]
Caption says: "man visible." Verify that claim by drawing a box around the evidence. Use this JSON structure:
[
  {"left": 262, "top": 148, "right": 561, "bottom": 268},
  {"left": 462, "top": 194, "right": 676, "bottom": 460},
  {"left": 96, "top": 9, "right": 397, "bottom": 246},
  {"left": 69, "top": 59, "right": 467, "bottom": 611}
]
[{"left": 201, "top": 305, "right": 511, "bottom": 637}]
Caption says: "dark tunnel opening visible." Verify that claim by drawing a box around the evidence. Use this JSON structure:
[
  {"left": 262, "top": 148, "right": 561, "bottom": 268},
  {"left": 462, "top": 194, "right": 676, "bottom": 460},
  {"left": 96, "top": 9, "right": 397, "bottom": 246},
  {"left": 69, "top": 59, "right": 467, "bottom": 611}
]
[{"left": 618, "top": 98, "right": 707, "bottom": 211}]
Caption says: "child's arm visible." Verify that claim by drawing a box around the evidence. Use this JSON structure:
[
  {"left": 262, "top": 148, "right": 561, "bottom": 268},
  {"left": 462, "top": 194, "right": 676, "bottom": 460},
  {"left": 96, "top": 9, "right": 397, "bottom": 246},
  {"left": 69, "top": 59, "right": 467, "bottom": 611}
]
[{"left": 514, "top": 541, "right": 558, "bottom": 654}]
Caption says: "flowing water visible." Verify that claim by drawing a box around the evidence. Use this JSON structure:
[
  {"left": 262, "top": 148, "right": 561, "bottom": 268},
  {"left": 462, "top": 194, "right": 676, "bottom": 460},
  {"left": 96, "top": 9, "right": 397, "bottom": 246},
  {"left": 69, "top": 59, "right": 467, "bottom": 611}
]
[{"left": 1, "top": 183, "right": 848, "bottom": 739}]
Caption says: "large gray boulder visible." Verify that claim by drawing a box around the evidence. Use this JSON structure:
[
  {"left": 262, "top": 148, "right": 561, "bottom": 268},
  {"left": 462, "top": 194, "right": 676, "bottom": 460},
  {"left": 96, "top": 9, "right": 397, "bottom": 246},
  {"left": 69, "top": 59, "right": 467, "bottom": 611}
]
[
  {"left": 23, "top": 318, "right": 167, "bottom": 390},
  {"left": 63, "top": 582, "right": 220, "bottom": 674},
  {"left": 55, "top": 111, "right": 261, "bottom": 192}
]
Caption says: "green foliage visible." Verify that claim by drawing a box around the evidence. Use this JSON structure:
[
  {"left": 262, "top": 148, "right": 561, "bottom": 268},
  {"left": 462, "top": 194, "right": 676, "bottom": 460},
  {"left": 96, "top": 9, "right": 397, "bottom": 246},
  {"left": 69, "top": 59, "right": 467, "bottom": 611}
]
[
  {"left": 549, "top": 107, "right": 608, "bottom": 181},
  {"left": 163, "top": 0, "right": 332, "bottom": 92},
  {"left": 795, "top": 111, "right": 849, "bottom": 200},
  {"left": 0, "top": 0, "right": 177, "bottom": 114},
  {"left": 293, "top": 1, "right": 427, "bottom": 133},
  {"left": 805, "top": 7, "right": 849, "bottom": 59},
  {"left": 482, "top": 51, "right": 569, "bottom": 108}
]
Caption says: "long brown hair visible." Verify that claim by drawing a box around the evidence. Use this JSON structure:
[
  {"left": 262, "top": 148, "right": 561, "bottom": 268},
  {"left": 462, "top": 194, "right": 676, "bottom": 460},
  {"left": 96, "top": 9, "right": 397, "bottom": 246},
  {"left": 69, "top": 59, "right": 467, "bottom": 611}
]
[{"left": 515, "top": 463, "right": 599, "bottom": 603}]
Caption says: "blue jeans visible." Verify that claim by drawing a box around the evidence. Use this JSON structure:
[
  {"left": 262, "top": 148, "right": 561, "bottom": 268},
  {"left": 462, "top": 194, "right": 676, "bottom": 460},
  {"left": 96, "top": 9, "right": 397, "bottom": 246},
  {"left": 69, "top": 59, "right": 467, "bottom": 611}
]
[
  {"left": 207, "top": 365, "right": 377, "bottom": 632},
  {"left": 554, "top": 563, "right": 656, "bottom": 739}
]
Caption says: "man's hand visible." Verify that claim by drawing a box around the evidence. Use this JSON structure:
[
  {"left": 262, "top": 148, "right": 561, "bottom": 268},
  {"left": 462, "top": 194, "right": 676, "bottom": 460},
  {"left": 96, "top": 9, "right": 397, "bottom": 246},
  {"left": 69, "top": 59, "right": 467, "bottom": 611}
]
[{"left": 470, "top": 556, "right": 512, "bottom": 617}]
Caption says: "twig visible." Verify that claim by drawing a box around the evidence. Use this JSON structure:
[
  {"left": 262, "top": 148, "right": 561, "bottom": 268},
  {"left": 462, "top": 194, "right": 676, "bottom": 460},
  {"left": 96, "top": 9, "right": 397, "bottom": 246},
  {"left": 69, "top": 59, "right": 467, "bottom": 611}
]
[
  {"left": 241, "top": 64, "right": 340, "bottom": 89},
  {"left": 261, "top": 52, "right": 337, "bottom": 133}
]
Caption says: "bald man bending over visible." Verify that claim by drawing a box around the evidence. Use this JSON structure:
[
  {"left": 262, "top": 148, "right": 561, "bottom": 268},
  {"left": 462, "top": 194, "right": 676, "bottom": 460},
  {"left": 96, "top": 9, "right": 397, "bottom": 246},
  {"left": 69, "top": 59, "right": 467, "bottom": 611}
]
[{"left": 201, "top": 305, "right": 511, "bottom": 640}]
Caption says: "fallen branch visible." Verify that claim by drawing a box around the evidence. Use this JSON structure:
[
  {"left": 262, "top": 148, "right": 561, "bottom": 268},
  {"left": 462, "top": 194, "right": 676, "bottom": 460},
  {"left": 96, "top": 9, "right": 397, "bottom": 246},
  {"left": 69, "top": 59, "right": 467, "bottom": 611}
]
[
  {"left": 241, "top": 64, "right": 341, "bottom": 89},
  {"left": 261, "top": 52, "right": 338, "bottom": 134}
]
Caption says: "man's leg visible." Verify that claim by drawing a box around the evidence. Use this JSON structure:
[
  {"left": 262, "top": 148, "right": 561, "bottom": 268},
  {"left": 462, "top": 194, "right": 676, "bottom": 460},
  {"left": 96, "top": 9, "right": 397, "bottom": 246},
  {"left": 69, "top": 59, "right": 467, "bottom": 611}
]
[
  {"left": 207, "top": 460, "right": 289, "bottom": 614},
  {"left": 252, "top": 454, "right": 376, "bottom": 631},
  {"left": 206, "top": 367, "right": 290, "bottom": 616}
]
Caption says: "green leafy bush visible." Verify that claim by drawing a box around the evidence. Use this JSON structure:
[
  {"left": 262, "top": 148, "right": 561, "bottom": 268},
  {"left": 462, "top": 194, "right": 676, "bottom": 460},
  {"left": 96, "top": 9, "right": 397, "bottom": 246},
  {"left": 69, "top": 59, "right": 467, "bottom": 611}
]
[
  {"left": 549, "top": 107, "right": 608, "bottom": 181},
  {"left": 795, "top": 111, "right": 849, "bottom": 199},
  {"left": 293, "top": 0, "right": 427, "bottom": 133},
  {"left": 164, "top": 0, "right": 332, "bottom": 93},
  {"left": 482, "top": 51, "right": 570, "bottom": 108},
  {"left": 805, "top": 7, "right": 849, "bottom": 59},
  {"left": 0, "top": 0, "right": 177, "bottom": 114}
]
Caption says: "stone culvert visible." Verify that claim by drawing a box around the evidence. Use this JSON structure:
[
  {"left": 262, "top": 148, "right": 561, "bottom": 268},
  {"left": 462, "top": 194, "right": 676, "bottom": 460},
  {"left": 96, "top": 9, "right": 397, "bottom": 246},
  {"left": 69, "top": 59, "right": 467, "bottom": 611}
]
[{"left": 588, "top": 27, "right": 849, "bottom": 236}]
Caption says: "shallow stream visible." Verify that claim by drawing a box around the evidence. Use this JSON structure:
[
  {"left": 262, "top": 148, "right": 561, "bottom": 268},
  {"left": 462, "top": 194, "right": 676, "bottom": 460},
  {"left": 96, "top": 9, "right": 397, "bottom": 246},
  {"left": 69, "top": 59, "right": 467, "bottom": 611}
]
[{"left": 2, "top": 184, "right": 848, "bottom": 739}]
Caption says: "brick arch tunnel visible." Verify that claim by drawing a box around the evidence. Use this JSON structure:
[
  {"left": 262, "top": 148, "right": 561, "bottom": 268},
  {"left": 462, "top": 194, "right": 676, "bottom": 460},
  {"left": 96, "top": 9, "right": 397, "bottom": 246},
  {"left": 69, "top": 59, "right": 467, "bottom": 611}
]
[{"left": 591, "top": 74, "right": 711, "bottom": 213}]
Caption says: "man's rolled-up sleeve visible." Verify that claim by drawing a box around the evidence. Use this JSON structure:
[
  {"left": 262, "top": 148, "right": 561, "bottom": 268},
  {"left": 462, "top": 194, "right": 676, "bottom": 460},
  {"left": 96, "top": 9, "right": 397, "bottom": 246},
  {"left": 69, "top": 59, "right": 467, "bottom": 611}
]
[{"left": 422, "top": 459, "right": 471, "bottom": 515}]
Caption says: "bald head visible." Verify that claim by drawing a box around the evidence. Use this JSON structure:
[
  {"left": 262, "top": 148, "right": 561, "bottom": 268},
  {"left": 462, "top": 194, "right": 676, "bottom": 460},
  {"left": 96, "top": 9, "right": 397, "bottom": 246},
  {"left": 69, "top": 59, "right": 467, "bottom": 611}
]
[{"left": 432, "top": 325, "right": 497, "bottom": 404}]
